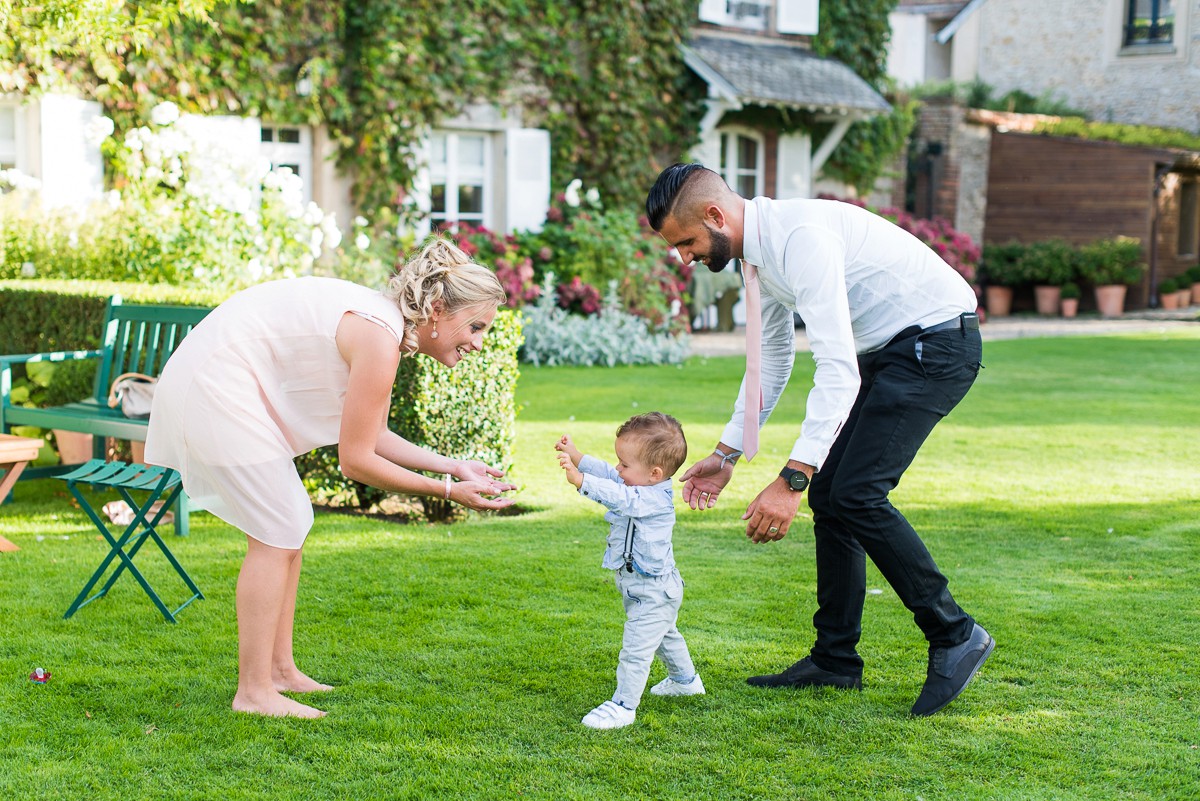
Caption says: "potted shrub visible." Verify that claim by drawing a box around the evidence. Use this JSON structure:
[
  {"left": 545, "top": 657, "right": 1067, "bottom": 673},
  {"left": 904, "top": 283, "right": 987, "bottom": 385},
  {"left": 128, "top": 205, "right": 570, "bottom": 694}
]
[
  {"left": 1158, "top": 277, "right": 1181, "bottom": 310},
  {"left": 980, "top": 242, "right": 1026, "bottom": 317},
  {"left": 1059, "top": 281, "right": 1081, "bottom": 318},
  {"left": 1019, "top": 240, "right": 1074, "bottom": 315},
  {"left": 1187, "top": 265, "right": 1200, "bottom": 306},
  {"left": 1079, "top": 237, "right": 1144, "bottom": 318}
]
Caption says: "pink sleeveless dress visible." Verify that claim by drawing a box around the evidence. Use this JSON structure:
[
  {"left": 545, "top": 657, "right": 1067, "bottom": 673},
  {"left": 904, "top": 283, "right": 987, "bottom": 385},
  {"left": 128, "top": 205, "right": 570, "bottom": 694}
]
[{"left": 145, "top": 277, "right": 407, "bottom": 548}]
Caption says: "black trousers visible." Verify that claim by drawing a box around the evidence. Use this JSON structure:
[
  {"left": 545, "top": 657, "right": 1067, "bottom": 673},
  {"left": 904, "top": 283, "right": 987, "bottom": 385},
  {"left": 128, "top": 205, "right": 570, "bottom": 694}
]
[{"left": 805, "top": 322, "right": 983, "bottom": 675}]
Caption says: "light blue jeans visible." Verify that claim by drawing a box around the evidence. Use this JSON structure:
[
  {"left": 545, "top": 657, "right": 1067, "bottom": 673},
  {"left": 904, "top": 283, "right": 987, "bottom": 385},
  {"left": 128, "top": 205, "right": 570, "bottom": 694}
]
[{"left": 611, "top": 567, "right": 696, "bottom": 710}]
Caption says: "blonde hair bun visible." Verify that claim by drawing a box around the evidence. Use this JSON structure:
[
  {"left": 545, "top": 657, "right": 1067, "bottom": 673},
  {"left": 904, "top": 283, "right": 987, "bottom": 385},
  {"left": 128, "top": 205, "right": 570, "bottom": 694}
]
[{"left": 385, "top": 236, "right": 507, "bottom": 353}]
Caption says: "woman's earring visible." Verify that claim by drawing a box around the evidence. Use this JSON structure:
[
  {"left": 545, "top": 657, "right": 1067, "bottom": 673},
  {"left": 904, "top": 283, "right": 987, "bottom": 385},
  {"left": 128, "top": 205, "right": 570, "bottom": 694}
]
[{"left": 431, "top": 321, "right": 439, "bottom": 339}]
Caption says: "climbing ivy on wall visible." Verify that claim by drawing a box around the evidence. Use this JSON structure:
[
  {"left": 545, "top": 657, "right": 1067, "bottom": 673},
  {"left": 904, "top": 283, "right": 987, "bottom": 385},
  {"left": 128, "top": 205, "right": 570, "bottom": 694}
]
[
  {"left": 81, "top": 0, "right": 705, "bottom": 215},
  {"left": 813, "top": 0, "right": 914, "bottom": 193},
  {"left": 49, "top": 0, "right": 902, "bottom": 212}
]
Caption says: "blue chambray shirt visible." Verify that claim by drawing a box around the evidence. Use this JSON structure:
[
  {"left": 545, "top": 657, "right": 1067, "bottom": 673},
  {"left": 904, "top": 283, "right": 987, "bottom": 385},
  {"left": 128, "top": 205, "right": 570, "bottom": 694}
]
[{"left": 577, "top": 454, "right": 676, "bottom": 576}]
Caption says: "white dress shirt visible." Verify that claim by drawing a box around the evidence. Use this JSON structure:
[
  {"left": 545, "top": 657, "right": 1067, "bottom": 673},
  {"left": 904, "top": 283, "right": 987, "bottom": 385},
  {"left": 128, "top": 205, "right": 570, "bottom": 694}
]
[{"left": 719, "top": 198, "right": 977, "bottom": 470}]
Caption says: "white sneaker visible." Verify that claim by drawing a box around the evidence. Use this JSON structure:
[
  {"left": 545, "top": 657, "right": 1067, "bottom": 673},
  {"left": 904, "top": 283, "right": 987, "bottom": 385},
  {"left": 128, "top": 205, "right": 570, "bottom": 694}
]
[
  {"left": 581, "top": 700, "right": 636, "bottom": 730},
  {"left": 650, "top": 674, "right": 706, "bottom": 697}
]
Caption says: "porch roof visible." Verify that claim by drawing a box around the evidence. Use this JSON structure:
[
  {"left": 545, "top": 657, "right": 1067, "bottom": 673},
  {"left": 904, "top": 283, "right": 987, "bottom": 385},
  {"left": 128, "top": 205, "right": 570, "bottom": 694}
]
[{"left": 681, "top": 33, "right": 890, "bottom": 118}]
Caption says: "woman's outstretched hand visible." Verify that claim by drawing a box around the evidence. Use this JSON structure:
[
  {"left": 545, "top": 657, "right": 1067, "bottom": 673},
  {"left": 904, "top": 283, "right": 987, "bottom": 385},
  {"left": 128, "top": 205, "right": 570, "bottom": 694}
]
[
  {"left": 450, "top": 460, "right": 515, "bottom": 510},
  {"left": 456, "top": 459, "right": 507, "bottom": 483},
  {"left": 449, "top": 478, "right": 516, "bottom": 511}
]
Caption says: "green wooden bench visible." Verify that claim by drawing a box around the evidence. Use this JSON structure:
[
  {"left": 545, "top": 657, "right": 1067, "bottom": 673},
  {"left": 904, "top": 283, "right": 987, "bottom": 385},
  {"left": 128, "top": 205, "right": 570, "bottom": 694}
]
[{"left": 0, "top": 297, "right": 211, "bottom": 534}]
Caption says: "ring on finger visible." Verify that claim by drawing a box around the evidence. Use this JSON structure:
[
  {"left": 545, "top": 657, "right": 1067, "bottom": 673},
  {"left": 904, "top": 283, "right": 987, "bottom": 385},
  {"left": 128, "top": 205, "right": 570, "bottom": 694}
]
[{"left": 768, "top": 526, "right": 779, "bottom": 533}]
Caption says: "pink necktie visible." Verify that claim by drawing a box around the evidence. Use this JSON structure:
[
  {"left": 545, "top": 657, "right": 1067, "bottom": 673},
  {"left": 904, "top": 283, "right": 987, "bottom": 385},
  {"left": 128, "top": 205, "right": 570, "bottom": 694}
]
[{"left": 742, "top": 261, "right": 762, "bottom": 462}]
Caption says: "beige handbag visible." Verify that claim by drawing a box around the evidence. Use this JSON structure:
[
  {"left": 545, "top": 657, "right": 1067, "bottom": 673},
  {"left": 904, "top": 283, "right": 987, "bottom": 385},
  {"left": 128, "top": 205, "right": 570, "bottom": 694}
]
[{"left": 107, "top": 372, "right": 158, "bottom": 419}]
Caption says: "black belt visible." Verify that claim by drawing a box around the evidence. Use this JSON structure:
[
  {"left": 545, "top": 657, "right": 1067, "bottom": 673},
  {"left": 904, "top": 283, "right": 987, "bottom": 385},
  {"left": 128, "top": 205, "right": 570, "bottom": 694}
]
[{"left": 888, "top": 312, "right": 979, "bottom": 346}]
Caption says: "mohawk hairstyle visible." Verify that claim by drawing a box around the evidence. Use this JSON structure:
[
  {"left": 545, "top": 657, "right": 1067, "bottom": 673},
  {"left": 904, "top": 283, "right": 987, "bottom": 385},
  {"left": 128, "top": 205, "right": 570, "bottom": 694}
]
[{"left": 645, "top": 162, "right": 710, "bottom": 232}]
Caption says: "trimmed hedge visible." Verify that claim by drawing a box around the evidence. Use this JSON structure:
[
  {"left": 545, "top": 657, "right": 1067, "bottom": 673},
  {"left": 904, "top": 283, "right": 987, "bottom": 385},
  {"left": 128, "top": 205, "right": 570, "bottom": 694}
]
[{"left": 1, "top": 281, "right": 524, "bottom": 522}]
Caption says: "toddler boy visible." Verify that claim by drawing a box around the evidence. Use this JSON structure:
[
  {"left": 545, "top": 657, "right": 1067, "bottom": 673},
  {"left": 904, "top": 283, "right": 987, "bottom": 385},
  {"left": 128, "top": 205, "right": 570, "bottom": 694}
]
[{"left": 556, "top": 412, "right": 704, "bottom": 730}]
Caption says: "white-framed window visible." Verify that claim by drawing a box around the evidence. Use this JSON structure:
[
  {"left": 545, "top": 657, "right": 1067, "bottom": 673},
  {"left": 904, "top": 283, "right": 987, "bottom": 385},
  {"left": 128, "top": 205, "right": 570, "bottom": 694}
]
[
  {"left": 429, "top": 130, "right": 490, "bottom": 230},
  {"left": 718, "top": 129, "right": 764, "bottom": 199},
  {"left": 260, "top": 123, "right": 312, "bottom": 203},
  {"left": 0, "top": 102, "right": 20, "bottom": 170},
  {"left": 699, "top": 0, "right": 818, "bottom": 35},
  {"left": 1124, "top": 0, "right": 1175, "bottom": 47}
]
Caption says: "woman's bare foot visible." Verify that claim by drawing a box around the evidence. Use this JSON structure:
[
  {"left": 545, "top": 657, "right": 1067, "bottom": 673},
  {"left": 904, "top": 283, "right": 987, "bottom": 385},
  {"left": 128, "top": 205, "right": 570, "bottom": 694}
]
[
  {"left": 232, "top": 689, "right": 326, "bottom": 718},
  {"left": 273, "top": 667, "right": 334, "bottom": 693}
]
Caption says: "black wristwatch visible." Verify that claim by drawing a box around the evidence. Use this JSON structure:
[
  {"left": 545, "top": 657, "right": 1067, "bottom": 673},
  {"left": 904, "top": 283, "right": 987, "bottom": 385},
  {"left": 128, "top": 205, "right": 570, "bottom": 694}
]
[{"left": 780, "top": 466, "right": 810, "bottom": 492}]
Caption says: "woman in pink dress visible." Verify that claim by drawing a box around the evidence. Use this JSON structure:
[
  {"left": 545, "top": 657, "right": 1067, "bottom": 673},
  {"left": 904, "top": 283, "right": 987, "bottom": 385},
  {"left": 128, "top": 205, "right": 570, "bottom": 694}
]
[{"left": 146, "top": 238, "right": 515, "bottom": 718}]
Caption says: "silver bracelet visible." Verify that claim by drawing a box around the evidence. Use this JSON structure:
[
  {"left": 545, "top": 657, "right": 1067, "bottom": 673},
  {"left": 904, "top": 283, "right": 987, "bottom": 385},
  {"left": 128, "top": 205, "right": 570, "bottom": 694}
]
[
  {"left": 714, "top": 448, "right": 742, "bottom": 469},
  {"left": 443, "top": 473, "right": 452, "bottom": 500}
]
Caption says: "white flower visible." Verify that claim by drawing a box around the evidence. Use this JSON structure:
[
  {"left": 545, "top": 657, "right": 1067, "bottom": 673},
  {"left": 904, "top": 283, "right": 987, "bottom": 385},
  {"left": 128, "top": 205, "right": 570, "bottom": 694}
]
[
  {"left": 20, "top": 262, "right": 35, "bottom": 277},
  {"left": 84, "top": 115, "right": 115, "bottom": 147},
  {"left": 564, "top": 178, "right": 582, "bottom": 208},
  {"left": 150, "top": 101, "right": 180, "bottom": 126},
  {"left": 247, "top": 258, "right": 263, "bottom": 281},
  {"left": 355, "top": 233, "right": 371, "bottom": 251},
  {"left": 585, "top": 187, "right": 600, "bottom": 207},
  {"left": 0, "top": 168, "right": 41, "bottom": 191},
  {"left": 354, "top": 215, "right": 369, "bottom": 228},
  {"left": 670, "top": 299, "right": 681, "bottom": 317},
  {"left": 105, "top": 190, "right": 121, "bottom": 208}
]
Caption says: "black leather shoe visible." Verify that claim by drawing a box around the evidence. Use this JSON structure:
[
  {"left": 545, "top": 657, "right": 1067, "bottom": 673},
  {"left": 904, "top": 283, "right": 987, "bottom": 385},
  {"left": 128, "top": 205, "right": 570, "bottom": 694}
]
[
  {"left": 910, "top": 623, "right": 994, "bottom": 716},
  {"left": 746, "top": 656, "right": 862, "bottom": 690}
]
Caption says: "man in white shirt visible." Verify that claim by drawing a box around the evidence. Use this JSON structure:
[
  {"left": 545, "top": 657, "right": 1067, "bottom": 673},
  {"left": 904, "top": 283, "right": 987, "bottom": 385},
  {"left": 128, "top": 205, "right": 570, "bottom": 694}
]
[{"left": 646, "top": 163, "right": 994, "bottom": 717}]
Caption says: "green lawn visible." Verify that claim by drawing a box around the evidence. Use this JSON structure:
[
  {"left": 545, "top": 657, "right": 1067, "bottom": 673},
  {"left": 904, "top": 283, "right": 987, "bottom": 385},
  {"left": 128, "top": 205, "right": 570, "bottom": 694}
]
[{"left": 2, "top": 329, "right": 1198, "bottom": 800}]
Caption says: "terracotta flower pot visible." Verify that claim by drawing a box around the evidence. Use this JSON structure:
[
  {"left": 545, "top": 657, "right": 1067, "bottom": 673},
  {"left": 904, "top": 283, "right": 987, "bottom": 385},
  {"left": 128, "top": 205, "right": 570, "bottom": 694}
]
[
  {"left": 985, "top": 285, "right": 1013, "bottom": 318},
  {"left": 1034, "top": 285, "right": 1061, "bottom": 316},
  {"left": 1060, "top": 298, "right": 1079, "bottom": 318},
  {"left": 1192, "top": 282, "right": 1200, "bottom": 305},
  {"left": 53, "top": 429, "right": 94, "bottom": 465},
  {"left": 1094, "top": 285, "right": 1126, "bottom": 318},
  {"left": 1160, "top": 291, "right": 1181, "bottom": 311},
  {"left": 1177, "top": 289, "right": 1193, "bottom": 308}
]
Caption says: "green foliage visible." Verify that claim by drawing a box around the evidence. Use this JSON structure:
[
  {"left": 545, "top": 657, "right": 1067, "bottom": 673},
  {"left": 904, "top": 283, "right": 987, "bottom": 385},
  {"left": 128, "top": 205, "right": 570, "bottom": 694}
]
[
  {"left": 74, "top": 1, "right": 706, "bottom": 214},
  {"left": 984, "top": 238, "right": 1146, "bottom": 289},
  {"left": 1158, "top": 277, "right": 1179, "bottom": 294},
  {"left": 296, "top": 309, "right": 523, "bottom": 522},
  {"left": 0, "top": 0, "right": 231, "bottom": 90},
  {"left": 912, "top": 79, "right": 1090, "bottom": 118},
  {"left": 520, "top": 275, "right": 690, "bottom": 367},
  {"left": 450, "top": 182, "right": 691, "bottom": 332},
  {"left": 1034, "top": 117, "right": 1200, "bottom": 152},
  {"left": 29, "top": 1, "right": 899, "bottom": 213},
  {"left": 0, "top": 110, "right": 391, "bottom": 289},
  {"left": 1017, "top": 239, "right": 1076, "bottom": 287},
  {"left": 1078, "top": 237, "right": 1146, "bottom": 286},
  {"left": 980, "top": 242, "right": 1027, "bottom": 288},
  {"left": 813, "top": 0, "right": 915, "bottom": 192},
  {"left": 1060, "top": 281, "right": 1081, "bottom": 300}
]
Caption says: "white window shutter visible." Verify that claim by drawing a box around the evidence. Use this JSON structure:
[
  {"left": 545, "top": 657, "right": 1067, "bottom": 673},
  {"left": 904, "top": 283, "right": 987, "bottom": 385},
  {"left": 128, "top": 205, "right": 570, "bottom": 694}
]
[
  {"left": 776, "top": 131, "right": 813, "bottom": 199},
  {"left": 504, "top": 128, "right": 550, "bottom": 234},
  {"left": 777, "top": 0, "right": 819, "bottom": 35},
  {"left": 37, "top": 95, "right": 104, "bottom": 209},
  {"left": 698, "top": 0, "right": 726, "bottom": 24},
  {"left": 692, "top": 129, "right": 722, "bottom": 173}
]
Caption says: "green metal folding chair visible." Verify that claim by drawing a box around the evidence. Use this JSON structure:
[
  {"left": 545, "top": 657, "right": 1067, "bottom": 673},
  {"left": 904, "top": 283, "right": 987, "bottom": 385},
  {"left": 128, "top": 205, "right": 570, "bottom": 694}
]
[{"left": 59, "top": 460, "right": 203, "bottom": 623}]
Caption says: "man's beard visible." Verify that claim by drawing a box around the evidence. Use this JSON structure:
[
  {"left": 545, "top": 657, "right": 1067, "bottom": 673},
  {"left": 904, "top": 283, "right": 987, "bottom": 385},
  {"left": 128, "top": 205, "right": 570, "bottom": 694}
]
[{"left": 706, "top": 226, "right": 733, "bottom": 273}]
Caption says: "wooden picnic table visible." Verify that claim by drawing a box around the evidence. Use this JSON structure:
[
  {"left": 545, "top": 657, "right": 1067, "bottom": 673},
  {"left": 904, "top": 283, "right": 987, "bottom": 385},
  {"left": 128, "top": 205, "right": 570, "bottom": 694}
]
[{"left": 0, "top": 432, "right": 43, "bottom": 551}]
